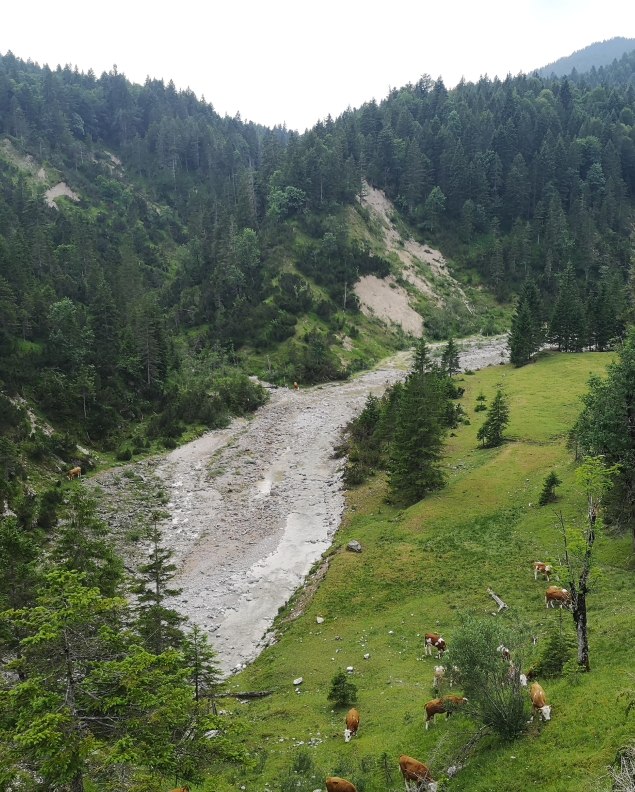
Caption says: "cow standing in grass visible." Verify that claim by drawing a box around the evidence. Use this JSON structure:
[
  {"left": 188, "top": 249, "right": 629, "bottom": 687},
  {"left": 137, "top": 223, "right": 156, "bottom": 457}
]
[{"left": 344, "top": 708, "right": 359, "bottom": 742}]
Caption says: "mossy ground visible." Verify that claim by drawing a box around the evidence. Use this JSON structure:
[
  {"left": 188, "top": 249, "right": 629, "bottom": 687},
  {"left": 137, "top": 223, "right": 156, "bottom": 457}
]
[{"left": 205, "top": 350, "right": 634, "bottom": 792}]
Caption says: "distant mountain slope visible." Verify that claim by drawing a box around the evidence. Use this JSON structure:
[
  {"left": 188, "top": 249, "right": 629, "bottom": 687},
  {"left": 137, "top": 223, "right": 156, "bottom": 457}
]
[{"left": 536, "top": 36, "right": 635, "bottom": 77}]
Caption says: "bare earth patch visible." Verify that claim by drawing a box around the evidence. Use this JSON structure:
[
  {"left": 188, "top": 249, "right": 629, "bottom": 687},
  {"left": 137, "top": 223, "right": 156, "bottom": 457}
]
[
  {"left": 355, "top": 274, "right": 423, "bottom": 337},
  {"left": 44, "top": 182, "right": 80, "bottom": 209},
  {"left": 354, "top": 184, "right": 474, "bottom": 333}
]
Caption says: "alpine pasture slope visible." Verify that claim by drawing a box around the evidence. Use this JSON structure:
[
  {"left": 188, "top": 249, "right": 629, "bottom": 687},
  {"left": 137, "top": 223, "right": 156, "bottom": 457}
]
[{"left": 217, "top": 350, "right": 635, "bottom": 792}]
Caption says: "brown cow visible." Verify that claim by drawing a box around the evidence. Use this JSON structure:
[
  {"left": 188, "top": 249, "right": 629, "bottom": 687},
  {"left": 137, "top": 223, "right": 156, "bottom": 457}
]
[
  {"left": 424, "top": 633, "right": 446, "bottom": 658},
  {"left": 344, "top": 707, "right": 360, "bottom": 742},
  {"left": 424, "top": 694, "right": 468, "bottom": 729},
  {"left": 545, "top": 586, "right": 571, "bottom": 609},
  {"left": 326, "top": 777, "right": 357, "bottom": 792},
  {"left": 67, "top": 466, "right": 82, "bottom": 480},
  {"left": 533, "top": 561, "right": 553, "bottom": 581},
  {"left": 169, "top": 787, "right": 190, "bottom": 792},
  {"left": 399, "top": 755, "right": 438, "bottom": 791},
  {"left": 293, "top": 381, "right": 299, "bottom": 391},
  {"left": 529, "top": 682, "right": 551, "bottom": 721}
]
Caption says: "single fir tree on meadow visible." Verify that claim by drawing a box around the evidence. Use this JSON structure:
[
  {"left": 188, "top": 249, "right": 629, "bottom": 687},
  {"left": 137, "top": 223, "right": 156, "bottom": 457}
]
[
  {"left": 441, "top": 337, "right": 461, "bottom": 376},
  {"left": 539, "top": 471, "right": 562, "bottom": 505},
  {"left": 328, "top": 670, "right": 358, "bottom": 708},
  {"left": 509, "top": 299, "right": 536, "bottom": 367},
  {"left": 389, "top": 369, "right": 448, "bottom": 505},
  {"left": 477, "top": 388, "right": 510, "bottom": 448}
]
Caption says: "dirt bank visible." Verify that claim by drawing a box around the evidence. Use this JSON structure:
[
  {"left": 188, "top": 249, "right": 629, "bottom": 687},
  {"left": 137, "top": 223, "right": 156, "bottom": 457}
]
[{"left": 93, "top": 337, "right": 508, "bottom": 674}]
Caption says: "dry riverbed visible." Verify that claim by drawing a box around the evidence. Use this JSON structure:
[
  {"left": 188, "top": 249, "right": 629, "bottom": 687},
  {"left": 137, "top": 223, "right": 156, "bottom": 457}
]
[{"left": 92, "top": 336, "right": 508, "bottom": 674}]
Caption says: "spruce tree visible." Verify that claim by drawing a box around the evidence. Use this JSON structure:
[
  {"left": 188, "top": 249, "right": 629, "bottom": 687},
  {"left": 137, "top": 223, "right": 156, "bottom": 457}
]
[
  {"left": 548, "top": 265, "right": 587, "bottom": 351},
  {"left": 477, "top": 389, "right": 510, "bottom": 448},
  {"left": 509, "top": 299, "right": 535, "bottom": 367},
  {"left": 441, "top": 337, "right": 460, "bottom": 376},
  {"left": 389, "top": 370, "right": 448, "bottom": 505},
  {"left": 132, "top": 526, "right": 186, "bottom": 654}
]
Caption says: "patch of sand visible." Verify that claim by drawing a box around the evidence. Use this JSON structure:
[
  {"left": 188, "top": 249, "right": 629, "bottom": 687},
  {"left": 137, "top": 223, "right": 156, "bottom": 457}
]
[
  {"left": 357, "top": 183, "right": 474, "bottom": 322},
  {"left": 355, "top": 275, "right": 423, "bottom": 337},
  {"left": 44, "top": 182, "right": 80, "bottom": 209}
]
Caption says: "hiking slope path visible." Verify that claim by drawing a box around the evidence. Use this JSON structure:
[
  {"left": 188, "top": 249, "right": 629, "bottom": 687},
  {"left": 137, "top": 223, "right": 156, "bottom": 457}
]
[{"left": 93, "top": 337, "right": 508, "bottom": 675}]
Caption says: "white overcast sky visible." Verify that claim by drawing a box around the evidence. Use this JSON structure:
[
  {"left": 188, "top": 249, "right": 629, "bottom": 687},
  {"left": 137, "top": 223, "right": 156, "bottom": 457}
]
[{"left": 2, "top": 1, "right": 634, "bottom": 131}]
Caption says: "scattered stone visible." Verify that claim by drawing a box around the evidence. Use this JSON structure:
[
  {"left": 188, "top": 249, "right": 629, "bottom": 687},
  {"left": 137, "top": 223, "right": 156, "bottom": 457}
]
[
  {"left": 363, "top": 653, "right": 370, "bottom": 660},
  {"left": 346, "top": 666, "right": 354, "bottom": 674},
  {"left": 316, "top": 616, "right": 325, "bottom": 624},
  {"left": 293, "top": 677, "right": 303, "bottom": 686},
  {"left": 347, "top": 540, "right": 362, "bottom": 553}
]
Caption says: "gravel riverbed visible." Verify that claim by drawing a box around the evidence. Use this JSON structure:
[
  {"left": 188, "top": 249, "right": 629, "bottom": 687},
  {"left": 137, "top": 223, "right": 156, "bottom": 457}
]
[{"left": 93, "top": 335, "right": 509, "bottom": 674}]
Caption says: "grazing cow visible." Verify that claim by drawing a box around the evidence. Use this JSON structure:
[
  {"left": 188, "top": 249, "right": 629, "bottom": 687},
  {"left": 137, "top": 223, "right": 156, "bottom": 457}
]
[
  {"left": 497, "top": 644, "right": 511, "bottom": 662},
  {"left": 529, "top": 682, "right": 551, "bottom": 721},
  {"left": 326, "top": 777, "right": 357, "bottom": 792},
  {"left": 399, "top": 755, "right": 438, "bottom": 792},
  {"left": 533, "top": 561, "right": 553, "bottom": 581},
  {"left": 67, "top": 466, "right": 82, "bottom": 480},
  {"left": 424, "top": 633, "right": 446, "bottom": 658},
  {"left": 545, "top": 586, "right": 572, "bottom": 609},
  {"left": 344, "top": 707, "right": 360, "bottom": 742},
  {"left": 424, "top": 694, "right": 468, "bottom": 729},
  {"left": 169, "top": 787, "right": 189, "bottom": 792}
]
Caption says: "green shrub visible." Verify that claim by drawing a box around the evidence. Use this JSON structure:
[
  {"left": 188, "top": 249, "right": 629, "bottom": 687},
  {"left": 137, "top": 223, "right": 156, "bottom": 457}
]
[
  {"left": 327, "top": 670, "right": 357, "bottom": 708},
  {"left": 532, "top": 627, "right": 576, "bottom": 678},
  {"left": 449, "top": 616, "right": 530, "bottom": 740},
  {"left": 538, "top": 471, "right": 562, "bottom": 506},
  {"left": 115, "top": 446, "right": 133, "bottom": 461}
]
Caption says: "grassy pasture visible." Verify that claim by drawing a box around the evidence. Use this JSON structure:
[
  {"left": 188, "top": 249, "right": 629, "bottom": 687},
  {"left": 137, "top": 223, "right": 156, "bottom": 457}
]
[{"left": 212, "top": 350, "right": 635, "bottom": 792}]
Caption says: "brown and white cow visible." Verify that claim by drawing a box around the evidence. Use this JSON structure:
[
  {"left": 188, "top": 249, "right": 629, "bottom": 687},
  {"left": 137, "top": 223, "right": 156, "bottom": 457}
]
[
  {"left": 497, "top": 644, "right": 511, "bottom": 662},
  {"left": 545, "top": 586, "right": 572, "bottom": 609},
  {"left": 399, "top": 755, "right": 438, "bottom": 792},
  {"left": 169, "top": 787, "right": 190, "bottom": 792},
  {"left": 344, "top": 707, "right": 360, "bottom": 742},
  {"left": 533, "top": 561, "right": 553, "bottom": 581},
  {"left": 424, "top": 694, "right": 468, "bottom": 729},
  {"left": 424, "top": 633, "right": 446, "bottom": 658},
  {"left": 67, "top": 466, "right": 82, "bottom": 480},
  {"left": 326, "top": 776, "right": 357, "bottom": 792},
  {"left": 529, "top": 682, "right": 551, "bottom": 721}
]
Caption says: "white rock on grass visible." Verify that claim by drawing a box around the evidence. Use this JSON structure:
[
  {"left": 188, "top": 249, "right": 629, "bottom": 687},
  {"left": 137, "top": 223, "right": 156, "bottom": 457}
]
[{"left": 293, "top": 677, "right": 303, "bottom": 686}]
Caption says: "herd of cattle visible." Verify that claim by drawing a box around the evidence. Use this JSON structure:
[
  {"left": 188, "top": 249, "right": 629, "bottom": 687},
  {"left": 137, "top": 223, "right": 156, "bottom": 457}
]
[{"left": 321, "top": 560, "right": 564, "bottom": 792}]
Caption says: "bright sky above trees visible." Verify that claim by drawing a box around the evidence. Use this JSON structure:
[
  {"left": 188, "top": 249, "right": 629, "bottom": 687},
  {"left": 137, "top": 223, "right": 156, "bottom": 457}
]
[{"left": 1, "top": 0, "right": 633, "bottom": 131}]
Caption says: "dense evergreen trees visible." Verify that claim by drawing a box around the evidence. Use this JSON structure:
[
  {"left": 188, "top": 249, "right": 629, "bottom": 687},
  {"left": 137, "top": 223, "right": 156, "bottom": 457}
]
[{"left": 572, "top": 327, "right": 635, "bottom": 541}]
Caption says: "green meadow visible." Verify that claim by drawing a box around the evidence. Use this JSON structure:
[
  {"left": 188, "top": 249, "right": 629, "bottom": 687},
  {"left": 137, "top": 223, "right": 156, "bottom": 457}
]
[{"left": 212, "top": 350, "right": 634, "bottom": 792}]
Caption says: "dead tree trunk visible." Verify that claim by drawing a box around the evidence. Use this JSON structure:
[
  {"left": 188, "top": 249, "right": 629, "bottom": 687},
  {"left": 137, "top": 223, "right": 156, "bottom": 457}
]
[{"left": 558, "top": 511, "right": 594, "bottom": 672}]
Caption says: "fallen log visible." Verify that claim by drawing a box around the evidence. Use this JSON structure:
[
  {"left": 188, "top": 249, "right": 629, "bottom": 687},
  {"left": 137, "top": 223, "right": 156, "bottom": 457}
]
[
  {"left": 207, "top": 690, "right": 274, "bottom": 700},
  {"left": 487, "top": 587, "right": 509, "bottom": 613}
]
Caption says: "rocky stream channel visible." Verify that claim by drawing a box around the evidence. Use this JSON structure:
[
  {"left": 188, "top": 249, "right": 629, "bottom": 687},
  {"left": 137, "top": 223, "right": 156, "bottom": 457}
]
[{"left": 92, "top": 336, "right": 509, "bottom": 675}]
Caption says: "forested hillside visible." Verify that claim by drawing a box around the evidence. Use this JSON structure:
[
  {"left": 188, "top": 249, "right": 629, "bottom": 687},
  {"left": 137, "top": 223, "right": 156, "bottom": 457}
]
[
  {"left": 538, "top": 37, "right": 635, "bottom": 78},
  {"left": 1, "top": 50, "right": 635, "bottom": 464}
]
